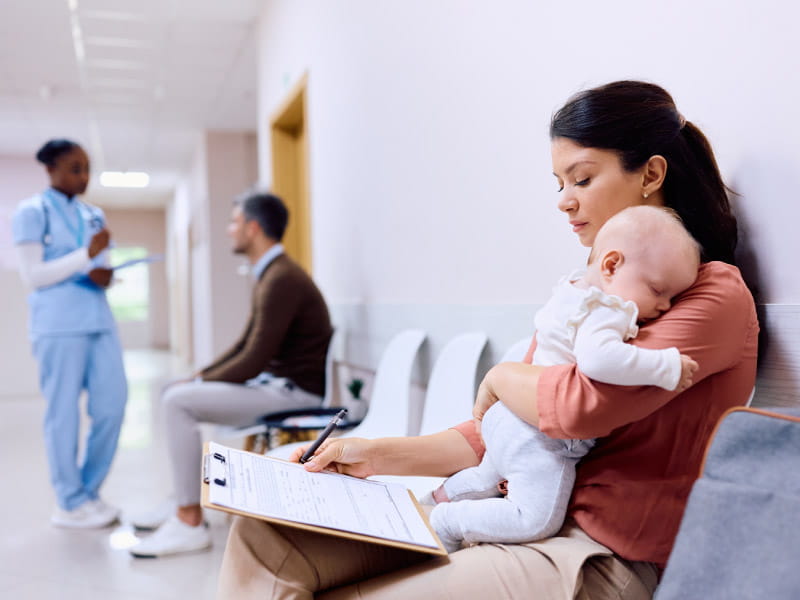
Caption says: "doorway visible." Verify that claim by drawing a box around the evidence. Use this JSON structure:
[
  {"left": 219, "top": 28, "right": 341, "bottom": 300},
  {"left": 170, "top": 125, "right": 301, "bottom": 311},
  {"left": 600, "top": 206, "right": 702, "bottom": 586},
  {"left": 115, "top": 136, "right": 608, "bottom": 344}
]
[{"left": 270, "top": 74, "right": 312, "bottom": 272}]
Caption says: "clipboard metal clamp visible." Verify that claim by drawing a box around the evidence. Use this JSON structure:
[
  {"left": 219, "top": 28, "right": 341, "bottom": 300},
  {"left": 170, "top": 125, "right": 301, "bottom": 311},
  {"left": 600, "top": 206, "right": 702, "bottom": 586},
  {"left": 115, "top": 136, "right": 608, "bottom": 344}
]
[{"left": 203, "top": 451, "right": 228, "bottom": 486}]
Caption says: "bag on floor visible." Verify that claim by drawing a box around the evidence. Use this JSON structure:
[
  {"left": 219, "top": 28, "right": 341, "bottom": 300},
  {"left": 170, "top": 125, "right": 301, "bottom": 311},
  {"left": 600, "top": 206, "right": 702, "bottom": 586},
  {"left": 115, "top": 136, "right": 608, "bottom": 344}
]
[{"left": 656, "top": 407, "right": 800, "bottom": 600}]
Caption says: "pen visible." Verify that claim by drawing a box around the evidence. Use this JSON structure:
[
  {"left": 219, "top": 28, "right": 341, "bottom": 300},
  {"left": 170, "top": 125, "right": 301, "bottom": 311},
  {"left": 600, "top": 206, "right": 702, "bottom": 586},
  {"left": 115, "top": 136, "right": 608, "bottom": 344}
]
[{"left": 299, "top": 409, "right": 348, "bottom": 464}]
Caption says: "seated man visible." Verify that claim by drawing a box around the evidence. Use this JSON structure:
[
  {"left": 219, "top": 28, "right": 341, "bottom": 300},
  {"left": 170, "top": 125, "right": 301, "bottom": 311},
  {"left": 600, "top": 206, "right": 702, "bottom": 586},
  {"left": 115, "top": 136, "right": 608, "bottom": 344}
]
[{"left": 130, "top": 191, "right": 333, "bottom": 558}]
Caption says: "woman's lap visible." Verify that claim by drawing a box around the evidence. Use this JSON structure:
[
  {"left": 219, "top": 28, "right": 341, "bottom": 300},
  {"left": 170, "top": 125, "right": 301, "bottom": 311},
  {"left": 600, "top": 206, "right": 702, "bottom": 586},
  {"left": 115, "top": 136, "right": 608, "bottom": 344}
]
[{"left": 217, "top": 516, "right": 658, "bottom": 600}]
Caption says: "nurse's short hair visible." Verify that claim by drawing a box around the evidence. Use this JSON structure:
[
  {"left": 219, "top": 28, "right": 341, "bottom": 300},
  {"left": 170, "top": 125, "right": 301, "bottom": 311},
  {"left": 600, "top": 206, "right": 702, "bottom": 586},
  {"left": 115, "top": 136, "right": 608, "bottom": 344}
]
[{"left": 36, "top": 139, "right": 82, "bottom": 167}]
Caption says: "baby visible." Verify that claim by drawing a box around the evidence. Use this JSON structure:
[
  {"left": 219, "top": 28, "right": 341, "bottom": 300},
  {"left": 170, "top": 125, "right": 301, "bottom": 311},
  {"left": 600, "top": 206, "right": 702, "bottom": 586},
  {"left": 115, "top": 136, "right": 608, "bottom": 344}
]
[{"left": 429, "top": 205, "right": 701, "bottom": 553}]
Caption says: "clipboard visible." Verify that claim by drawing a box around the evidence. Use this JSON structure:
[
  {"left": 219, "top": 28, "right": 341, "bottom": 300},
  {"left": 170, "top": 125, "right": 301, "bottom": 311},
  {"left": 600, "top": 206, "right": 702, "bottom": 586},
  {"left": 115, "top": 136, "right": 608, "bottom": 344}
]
[
  {"left": 201, "top": 442, "right": 447, "bottom": 556},
  {"left": 111, "top": 253, "right": 164, "bottom": 270}
]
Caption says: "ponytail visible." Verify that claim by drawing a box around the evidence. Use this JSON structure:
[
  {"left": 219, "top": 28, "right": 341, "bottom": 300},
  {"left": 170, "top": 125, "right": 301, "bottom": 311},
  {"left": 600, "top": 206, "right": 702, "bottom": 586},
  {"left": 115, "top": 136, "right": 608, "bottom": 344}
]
[{"left": 550, "top": 81, "right": 738, "bottom": 264}]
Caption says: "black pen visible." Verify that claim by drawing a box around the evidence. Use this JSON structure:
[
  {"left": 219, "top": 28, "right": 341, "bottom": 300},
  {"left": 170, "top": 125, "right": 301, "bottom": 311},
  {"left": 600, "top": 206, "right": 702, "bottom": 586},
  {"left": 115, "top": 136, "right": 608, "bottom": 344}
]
[{"left": 299, "top": 409, "right": 348, "bottom": 464}]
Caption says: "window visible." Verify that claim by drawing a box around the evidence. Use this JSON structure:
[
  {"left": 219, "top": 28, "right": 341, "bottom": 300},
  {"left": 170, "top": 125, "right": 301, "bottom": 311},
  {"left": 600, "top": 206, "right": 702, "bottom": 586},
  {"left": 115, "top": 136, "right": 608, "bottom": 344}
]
[{"left": 107, "top": 247, "right": 149, "bottom": 322}]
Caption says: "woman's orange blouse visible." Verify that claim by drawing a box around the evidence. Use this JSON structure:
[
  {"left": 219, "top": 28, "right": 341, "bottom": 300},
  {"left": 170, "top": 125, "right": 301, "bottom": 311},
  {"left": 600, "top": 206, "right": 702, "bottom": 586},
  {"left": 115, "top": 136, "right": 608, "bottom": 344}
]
[{"left": 454, "top": 261, "right": 758, "bottom": 566}]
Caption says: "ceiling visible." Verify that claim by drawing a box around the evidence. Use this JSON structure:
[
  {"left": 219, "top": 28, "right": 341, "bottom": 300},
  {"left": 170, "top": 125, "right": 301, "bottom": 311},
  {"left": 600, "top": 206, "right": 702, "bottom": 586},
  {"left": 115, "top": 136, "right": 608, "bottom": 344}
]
[{"left": 0, "top": 0, "right": 260, "bottom": 207}]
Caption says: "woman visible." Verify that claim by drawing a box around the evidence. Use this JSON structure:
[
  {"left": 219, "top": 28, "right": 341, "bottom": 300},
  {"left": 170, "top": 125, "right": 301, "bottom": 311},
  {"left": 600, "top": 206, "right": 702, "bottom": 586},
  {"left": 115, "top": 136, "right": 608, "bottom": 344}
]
[
  {"left": 216, "top": 81, "right": 758, "bottom": 599},
  {"left": 12, "top": 139, "right": 128, "bottom": 528}
]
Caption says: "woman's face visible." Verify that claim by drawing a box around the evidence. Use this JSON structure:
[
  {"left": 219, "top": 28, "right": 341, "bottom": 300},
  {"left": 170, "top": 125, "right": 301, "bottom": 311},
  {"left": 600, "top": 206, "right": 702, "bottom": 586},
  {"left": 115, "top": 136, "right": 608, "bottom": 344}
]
[
  {"left": 551, "top": 138, "right": 659, "bottom": 247},
  {"left": 48, "top": 146, "right": 90, "bottom": 197}
]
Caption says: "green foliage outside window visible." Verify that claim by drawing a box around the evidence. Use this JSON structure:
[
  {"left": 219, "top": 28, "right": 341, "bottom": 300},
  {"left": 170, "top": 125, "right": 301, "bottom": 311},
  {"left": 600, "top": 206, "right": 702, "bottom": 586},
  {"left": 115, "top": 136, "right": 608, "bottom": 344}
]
[{"left": 107, "top": 247, "right": 149, "bottom": 322}]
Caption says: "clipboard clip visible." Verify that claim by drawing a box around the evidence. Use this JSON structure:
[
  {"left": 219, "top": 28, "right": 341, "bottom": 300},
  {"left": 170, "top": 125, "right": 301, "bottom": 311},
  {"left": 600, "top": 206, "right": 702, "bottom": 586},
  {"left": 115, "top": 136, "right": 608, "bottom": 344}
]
[{"left": 203, "top": 451, "right": 228, "bottom": 486}]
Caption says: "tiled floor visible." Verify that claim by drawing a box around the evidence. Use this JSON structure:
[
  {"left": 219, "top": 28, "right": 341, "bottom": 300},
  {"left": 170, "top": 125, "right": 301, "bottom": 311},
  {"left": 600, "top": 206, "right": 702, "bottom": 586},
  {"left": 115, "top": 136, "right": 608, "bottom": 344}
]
[{"left": 0, "top": 350, "right": 236, "bottom": 600}]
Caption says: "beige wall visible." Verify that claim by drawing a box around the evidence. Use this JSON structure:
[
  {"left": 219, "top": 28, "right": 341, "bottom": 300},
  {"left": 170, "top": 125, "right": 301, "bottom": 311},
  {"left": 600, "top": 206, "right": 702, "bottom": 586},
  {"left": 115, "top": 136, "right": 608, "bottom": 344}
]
[
  {"left": 171, "top": 130, "right": 259, "bottom": 369},
  {"left": 0, "top": 157, "right": 50, "bottom": 398},
  {"left": 103, "top": 207, "right": 169, "bottom": 349},
  {"left": 205, "top": 131, "right": 260, "bottom": 363}
]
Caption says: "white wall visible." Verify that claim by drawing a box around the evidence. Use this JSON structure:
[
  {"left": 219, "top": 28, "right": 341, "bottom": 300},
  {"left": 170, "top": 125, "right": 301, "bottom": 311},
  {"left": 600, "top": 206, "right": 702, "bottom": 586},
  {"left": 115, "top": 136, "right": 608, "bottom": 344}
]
[
  {"left": 251, "top": 1, "right": 800, "bottom": 395},
  {"left": 255, "top": 0, "right": 799, "bottom": 307}
]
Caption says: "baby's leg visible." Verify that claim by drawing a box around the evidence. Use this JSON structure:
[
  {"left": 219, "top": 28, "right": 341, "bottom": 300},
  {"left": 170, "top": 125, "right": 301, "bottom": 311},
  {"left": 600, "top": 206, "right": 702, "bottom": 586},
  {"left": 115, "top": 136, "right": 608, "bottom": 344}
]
[
  {"left": 441, "top": 458, "right": 503, "bottom": 502},
  {"left": 433, "top": 402, "right": 591, "bottom": 552},
  {"left": 432, "top": 441, "right": 580, "bottom": 551}
]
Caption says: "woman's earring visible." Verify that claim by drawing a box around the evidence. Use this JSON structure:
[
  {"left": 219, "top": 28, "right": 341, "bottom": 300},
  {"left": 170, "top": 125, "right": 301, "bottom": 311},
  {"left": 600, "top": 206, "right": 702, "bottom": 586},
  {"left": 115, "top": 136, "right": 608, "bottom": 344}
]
[{"left": 643, "top": 192, "right": 649, "bottom": 199}]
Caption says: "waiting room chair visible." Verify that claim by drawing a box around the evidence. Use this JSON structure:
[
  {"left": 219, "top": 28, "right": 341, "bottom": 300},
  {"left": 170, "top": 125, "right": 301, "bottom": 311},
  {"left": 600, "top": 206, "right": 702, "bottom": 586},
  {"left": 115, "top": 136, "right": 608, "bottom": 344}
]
[
  {"left": 210, "top": 329, "right": 341, "bottom": 451},
  {"left": 500, "top": 335, "right": 534, "bottom": 363},
  {"left": 371, "top": 331, "right": 488, "bottom": 497},
  {"left": 266, "top": 328, "right": 427, "bottom": 460}
]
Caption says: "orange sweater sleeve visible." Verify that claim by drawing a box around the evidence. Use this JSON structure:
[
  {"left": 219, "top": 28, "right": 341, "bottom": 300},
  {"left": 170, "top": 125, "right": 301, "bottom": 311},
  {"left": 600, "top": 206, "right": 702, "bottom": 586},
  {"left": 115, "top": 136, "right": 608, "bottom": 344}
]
[{"left": 537, "top": 262, "right": 759, "bottom": 440}]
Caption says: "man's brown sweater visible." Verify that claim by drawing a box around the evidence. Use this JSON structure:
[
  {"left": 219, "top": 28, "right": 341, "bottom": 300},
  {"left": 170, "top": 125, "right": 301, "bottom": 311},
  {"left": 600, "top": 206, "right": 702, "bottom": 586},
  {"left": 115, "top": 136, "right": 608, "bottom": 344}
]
[{"left": 200, "top": 253, "right": 332, "bottom": 396}]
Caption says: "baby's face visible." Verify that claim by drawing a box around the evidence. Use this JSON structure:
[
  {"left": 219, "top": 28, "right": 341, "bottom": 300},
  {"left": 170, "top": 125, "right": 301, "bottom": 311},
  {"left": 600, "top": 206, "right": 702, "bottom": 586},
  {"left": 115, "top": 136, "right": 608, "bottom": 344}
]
[{"left": 603, "top": 252, "right": 698, "bottom": 321}]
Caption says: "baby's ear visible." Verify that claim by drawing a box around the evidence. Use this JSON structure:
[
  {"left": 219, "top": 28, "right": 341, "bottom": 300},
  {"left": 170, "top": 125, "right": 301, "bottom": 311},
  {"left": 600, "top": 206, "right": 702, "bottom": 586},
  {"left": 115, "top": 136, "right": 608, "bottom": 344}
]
[{"left": 601, "top": 250, "right": 623, "bottom": 277}]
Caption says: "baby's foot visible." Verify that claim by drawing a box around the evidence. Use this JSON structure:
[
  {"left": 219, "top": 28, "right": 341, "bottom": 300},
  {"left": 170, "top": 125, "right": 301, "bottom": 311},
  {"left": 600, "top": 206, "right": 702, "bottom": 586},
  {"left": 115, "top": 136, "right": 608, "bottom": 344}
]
[{"left": 430, "top": 504, "right": 463, "bottom": 553}]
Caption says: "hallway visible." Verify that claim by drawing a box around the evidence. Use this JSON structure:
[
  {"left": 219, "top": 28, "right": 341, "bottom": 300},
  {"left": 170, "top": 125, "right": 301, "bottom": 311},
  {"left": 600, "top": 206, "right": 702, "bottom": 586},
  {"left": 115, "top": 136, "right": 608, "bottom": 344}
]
[{"left": 0, "top": 350, "right": 232, "bottom": 599}]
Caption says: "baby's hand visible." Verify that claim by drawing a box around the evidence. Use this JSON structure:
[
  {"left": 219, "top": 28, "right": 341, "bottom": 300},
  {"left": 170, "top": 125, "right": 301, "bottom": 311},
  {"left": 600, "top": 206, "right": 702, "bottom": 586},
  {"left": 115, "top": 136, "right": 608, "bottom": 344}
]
[{"left": 676, "top": 354, "right": 699, "bottom": 392}]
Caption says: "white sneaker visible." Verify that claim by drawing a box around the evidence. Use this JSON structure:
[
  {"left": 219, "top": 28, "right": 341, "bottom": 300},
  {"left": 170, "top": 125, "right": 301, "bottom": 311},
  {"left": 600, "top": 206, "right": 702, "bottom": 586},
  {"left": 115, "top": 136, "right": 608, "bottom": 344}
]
[
  {"left": 129, "top": 516, "right": 211, "bottom": 558},
  {"left": 86, "top": 498, "right": 121, "bottom": 522},
  {"left": 51, "top": 501, "right": 118, "bottom": 529}
]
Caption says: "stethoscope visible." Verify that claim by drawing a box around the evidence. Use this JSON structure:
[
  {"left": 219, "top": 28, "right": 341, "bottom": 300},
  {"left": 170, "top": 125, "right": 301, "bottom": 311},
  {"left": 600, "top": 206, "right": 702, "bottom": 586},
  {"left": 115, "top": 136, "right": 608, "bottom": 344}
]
[{"left": 41, "top": 193, "right": 103, "bottom": 247}]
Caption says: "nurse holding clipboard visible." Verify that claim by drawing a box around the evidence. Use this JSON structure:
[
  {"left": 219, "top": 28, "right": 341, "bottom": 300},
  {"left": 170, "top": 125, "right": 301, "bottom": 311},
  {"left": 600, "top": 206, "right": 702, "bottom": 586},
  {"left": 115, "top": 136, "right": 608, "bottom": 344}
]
[{"left": 12, "top": 139, "right": 128, "bottom": 528}]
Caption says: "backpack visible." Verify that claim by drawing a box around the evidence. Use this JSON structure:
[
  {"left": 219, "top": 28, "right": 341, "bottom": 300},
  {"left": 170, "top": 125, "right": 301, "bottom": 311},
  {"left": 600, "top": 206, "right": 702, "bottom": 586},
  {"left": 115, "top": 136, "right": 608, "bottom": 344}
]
[{"left": 656, "top": 407, "right": 800, "bottom": 600}]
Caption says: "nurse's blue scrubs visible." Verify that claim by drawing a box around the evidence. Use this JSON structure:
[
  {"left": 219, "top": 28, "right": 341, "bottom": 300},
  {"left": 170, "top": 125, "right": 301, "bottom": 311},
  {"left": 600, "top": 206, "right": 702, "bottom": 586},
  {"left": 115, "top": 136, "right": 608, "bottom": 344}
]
[{"left": 12, "top": 188, "right": 128, "bottom": 511}]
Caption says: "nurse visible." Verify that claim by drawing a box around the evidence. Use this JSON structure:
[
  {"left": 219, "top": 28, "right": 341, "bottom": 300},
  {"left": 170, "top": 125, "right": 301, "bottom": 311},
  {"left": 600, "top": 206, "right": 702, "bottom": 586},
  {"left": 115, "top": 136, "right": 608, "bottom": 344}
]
[{"left": 12, "top": 139, "right": 128, "bottom": 528}]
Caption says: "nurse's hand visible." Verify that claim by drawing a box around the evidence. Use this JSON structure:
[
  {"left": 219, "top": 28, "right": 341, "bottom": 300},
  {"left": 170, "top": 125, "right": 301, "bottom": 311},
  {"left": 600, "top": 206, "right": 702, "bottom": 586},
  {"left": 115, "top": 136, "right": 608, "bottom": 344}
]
[
  {"left": 88, "top": 267, "right": 113, "bottom": 288},
  {"left": 88, "top": 229, "right": 110, "bottom": 258}
]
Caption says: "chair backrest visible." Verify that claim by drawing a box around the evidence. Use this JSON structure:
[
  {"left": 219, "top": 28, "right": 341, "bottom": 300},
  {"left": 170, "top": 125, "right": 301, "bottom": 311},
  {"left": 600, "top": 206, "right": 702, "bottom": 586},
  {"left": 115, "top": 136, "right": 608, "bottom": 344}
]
[
  {"left": 321, "top": 328, "right": 342, "bottom": 408},
  {"left": 500, "top": 335, "right": 534, "bottom": 363},
  {"left": 342, "top": 329, "right": 427, "bottom": 439},
  {"left": 417, "top": 331, "right": 488, "bottom": 436}
]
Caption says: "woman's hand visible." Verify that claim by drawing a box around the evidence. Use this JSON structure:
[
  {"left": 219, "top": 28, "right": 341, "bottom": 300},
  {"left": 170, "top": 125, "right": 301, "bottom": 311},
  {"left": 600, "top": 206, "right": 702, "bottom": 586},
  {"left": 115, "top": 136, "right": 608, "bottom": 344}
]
[
  {"left": 88, "top": 267, "right": 113, "bottom": 288},
  {"left": 88, "top": 229, "right": 110, "bottom": 258},
  {"left": 473, "top": 363, "right": 544, "bottom": 432},
  {"left": 292, "top": 437, "right": 377, "bottom": 479}
]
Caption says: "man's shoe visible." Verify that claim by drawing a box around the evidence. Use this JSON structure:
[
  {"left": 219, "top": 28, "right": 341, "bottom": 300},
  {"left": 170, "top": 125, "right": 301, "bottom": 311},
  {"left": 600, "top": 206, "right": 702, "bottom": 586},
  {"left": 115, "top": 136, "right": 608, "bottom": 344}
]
[
  {"left": 129, "top": 516, "right": 211, "bottom": 558},
  {"left": 51, "top": 501, "right": 118, "bottom": 529}
]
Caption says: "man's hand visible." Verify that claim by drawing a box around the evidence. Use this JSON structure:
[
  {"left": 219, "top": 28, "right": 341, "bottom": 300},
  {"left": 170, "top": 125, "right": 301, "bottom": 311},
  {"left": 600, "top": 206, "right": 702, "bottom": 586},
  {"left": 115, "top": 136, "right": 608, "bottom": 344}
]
[
  {"left": 88, "top": 267, "right": 113, "bottom": 288},
  {"left": 676, "top": 354, "right": 699, "bottom": 393},
  {"left": 292, "top": 437, "right": 377, "bottom": 479},
  {"left": 88, "top": 229, "right": 110, "bottom": 258}
]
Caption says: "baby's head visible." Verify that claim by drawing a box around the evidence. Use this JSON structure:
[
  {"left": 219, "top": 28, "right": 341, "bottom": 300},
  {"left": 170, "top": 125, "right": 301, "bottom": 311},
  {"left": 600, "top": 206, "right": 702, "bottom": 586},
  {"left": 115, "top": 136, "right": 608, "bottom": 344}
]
[{"left": 586, "top": 206, "right": 700, "bottom": 321}]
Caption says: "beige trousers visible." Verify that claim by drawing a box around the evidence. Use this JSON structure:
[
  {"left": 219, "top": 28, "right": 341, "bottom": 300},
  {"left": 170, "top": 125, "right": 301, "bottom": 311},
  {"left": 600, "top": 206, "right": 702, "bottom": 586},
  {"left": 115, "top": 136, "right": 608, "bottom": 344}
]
[{"left": 216, "top": 514, "right": 659, "bottom": 600}]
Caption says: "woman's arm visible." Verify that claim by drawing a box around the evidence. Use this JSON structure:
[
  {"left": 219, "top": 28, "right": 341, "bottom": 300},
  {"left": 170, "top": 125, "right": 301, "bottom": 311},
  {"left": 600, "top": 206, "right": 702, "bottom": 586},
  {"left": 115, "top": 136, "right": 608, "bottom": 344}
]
[
  {"left": 297, "top": 429, "right": 481, "bottom": 478},
  {"left": 473, "top": 362, "right": 545, "bottom": 428},
  {"left": 538, "top": 262, "right": 758, "bottom": 440},
  {"left": 15, "top": 243, "right": 90, "bottom": 289}
]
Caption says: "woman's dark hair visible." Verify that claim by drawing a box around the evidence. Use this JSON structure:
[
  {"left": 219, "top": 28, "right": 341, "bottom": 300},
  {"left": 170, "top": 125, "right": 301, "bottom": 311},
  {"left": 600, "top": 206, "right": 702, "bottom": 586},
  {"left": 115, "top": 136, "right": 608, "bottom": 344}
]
[
  {"left": 236, "top": 191, "right": 289, "bottom": 242},
  {"left": 35, "top": 139, "right": 82, "bottom": 167},
  {"left": 550, "top": 81, "right": 737, "bottom": 265}
]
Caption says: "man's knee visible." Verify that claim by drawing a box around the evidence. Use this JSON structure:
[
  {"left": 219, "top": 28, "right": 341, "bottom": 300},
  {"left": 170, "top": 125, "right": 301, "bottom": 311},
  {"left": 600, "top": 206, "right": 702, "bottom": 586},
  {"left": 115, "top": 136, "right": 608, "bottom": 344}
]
[{"left": 161, "top": 381, "right": 198, "bottom": 413}]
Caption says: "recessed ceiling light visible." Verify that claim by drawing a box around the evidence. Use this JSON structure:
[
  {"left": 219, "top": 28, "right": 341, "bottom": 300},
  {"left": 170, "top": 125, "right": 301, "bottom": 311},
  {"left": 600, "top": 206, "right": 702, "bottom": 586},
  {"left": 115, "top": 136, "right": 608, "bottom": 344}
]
[{"left": 100, "top": 171, "right": 150, "bottom": 188}]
